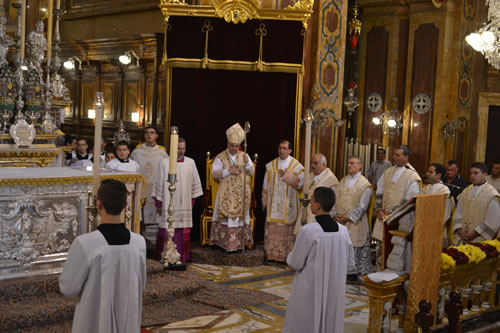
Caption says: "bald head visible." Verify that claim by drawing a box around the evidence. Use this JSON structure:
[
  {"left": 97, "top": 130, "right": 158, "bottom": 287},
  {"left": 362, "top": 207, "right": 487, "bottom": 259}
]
[{"left": 311, "top": 153, "right": 327, "bottom": 175}]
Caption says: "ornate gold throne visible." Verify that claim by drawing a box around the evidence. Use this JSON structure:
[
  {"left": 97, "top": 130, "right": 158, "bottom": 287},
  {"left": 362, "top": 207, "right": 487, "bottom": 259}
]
[{"left": 200, "top": 151, "right": 258, "bottom": 246}]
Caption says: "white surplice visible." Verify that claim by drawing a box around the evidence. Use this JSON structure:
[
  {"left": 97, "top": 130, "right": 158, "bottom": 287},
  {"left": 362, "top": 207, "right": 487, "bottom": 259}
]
[
  {"left": 105, "top": 158, "right": 141, "bottom": 173},
  {"left": 59, "top": 231, "right": 146, "bottom": 333},
  {"left": 283, "top": 222, "right": 354, "bottom": 333},
  {"left": 152, "top": 156, "right": 203, "bottom": 229}
]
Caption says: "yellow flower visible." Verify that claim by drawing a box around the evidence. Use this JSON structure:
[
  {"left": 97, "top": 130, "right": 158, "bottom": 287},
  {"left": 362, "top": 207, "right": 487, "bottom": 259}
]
[
  {"left": 481, "top": 240, "right": 500, "bottom": 253},
  {"left": 450, "top": 244, "right": 486, "bottom": 264},
  {"left": 441, "top": 252, "right": 456, "bottom": 271}
]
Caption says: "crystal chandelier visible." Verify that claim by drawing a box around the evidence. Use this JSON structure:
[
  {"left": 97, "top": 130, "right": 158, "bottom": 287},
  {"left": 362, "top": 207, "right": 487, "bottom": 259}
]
[
  {"left": 372, "top": 97, "right": 402, "bottom": 135},
  {"left": 465, "top": 0, "right": 500, "bottom": 69}
]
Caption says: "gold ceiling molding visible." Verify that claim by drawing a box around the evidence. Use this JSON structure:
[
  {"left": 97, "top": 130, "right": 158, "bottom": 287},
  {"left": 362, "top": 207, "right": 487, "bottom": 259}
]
[{"left": 159, "top": 0, "right": 314, "bottom": 28}]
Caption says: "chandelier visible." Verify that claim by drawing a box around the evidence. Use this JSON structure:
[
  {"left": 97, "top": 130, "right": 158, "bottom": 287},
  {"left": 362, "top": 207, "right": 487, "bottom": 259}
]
[
  {"left": 465, "top": 0, "right": 500, "bottom": 69},
  {"left": 372, "top": 97, "right": 402, "bottom": 135}
]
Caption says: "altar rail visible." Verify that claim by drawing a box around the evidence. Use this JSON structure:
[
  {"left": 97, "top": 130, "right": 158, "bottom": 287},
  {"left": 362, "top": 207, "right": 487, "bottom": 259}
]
[{"left": 364, "top": 256, "right": 500, "bottom": 332}]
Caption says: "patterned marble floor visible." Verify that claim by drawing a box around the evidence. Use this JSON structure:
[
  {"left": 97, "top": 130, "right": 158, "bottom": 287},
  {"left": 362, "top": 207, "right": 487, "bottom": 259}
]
[{"left": 147, "top": 263, "right": 373, "bottom": 332}]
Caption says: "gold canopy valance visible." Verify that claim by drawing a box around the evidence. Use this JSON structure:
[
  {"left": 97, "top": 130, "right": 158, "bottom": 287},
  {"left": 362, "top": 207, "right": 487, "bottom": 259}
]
[{"left": 159, "top": 0, "right": 314, "bottom": 28}]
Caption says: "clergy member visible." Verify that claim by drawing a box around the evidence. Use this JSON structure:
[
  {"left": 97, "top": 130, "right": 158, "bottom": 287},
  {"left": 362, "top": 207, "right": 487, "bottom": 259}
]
[
  {"left": 372, "top": 145, "right": 421, "bottom": 265},
  {"left": 262, "top": 140, "right": 304, "bottom": 262},
  {"left": 130, "top": 127, "right": 168, "bottom": 252},
  {"left": 283, "top": 186, "right": 354, "bottom": 333},
  {"left": 209, "top": 123, "right": 254, "bottom": 252},
  {"left": 452, "top": 162, "right": 500, "bottom": 244},
  {"left": 294, "top": 153, "right": 338, "bottom": 234},
  {"left": 445, "top": 160, "right": 467, "bottom": 204},
  {"left": 420, "top": 163, "right": 454, "bottom": 247},
  {"left": 368, "top": 147, "right": 392, "bottom": 189},
  {"left": 334, "top": 156, "right": 373, "bottom": 282},
  {"left": 105, "top": 141, "right": 141, "bottom": 173},
  {"left": 152, "top": 138, "right": 203, "bottom": 262},
  {"left": 59, "top": 179, "right": 146, "bottom": 333},
  {"left": 68, "top": 138, "right": 93, "bottom": 167},
  {"left": 486, "top": 162, "right": 500, "bottom": 193}
]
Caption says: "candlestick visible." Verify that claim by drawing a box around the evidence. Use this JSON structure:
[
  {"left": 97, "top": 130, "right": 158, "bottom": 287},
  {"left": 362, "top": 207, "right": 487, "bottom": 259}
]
[
  {"left": 20, "top": 0, "right": 26, "bottom": 60},
  {"left": 46, "top": 0, "right": 53, "bottom": 61},
  {"left": 169, "top": 126, "right": 178, "bottom": 175},
  {"left": 303, "top": 109, "right": 313, "bottom": 196},
  {"left": 92, "top": 92, "right": 105, "bottom": 196}
]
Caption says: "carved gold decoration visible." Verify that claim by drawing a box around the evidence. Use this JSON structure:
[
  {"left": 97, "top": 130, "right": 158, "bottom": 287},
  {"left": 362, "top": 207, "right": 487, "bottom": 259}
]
[
  {"left": 160, "top": 0, "right": 313, "bottom": 29},
  {"left": 212, "top": 0, "right": 261, "bottom": 24}
]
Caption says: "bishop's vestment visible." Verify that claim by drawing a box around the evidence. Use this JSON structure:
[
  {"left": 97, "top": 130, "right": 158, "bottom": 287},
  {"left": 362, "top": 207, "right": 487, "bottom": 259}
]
[
  {"left": 209, "top": 150, "right": 254, "bottom": 252},
  {"left": 262, "top": 155, "right": 304, "bottom": 262}
]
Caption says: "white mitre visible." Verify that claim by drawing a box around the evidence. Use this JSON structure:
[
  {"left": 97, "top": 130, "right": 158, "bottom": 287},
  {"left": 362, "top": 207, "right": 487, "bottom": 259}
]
[{"left": 226, "top": 123, "right": 245, "bottom": 145}]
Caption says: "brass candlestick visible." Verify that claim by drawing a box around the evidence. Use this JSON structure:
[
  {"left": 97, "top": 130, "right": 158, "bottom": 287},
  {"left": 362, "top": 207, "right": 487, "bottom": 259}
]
[{"left": 161, "top": 173, "right": 186, "bottom": 270}]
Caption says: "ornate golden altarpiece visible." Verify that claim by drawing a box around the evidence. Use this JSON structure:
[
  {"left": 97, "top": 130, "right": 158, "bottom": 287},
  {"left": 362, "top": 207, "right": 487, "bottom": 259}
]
[{"left": 0, "top": 167, "right": 144, "bottom": 280}]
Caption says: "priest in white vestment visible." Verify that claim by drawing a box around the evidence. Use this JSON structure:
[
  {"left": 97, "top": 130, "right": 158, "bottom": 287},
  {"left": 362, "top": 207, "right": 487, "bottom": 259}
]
[
  {"left": 262, "top": 140, "right": 304, "bottom": 262},
  {"left": 105, "top": 141, "right": 141, "bottom": 173},
  {"left": 209, "top": 123, "right": 254, "bottom": 252},
  {"left": 294, "top": 153, "right": 339, "bottom": 234},
  {"left": 130, "top": 127, "right": 168, "bottom": 252},
  {"left": 486, "top": 162, "right": 500, "bottom": 193},
  {"left": 283, "top": 186, "right": 354, "bottom": 333},
  {"left": 152, "top": 138, "right": 203, "bottom": 262},
  {"left": 333, "top": 156, "right": 373, "bottom": 281},
  {"left": 59, "top": 179, "right": 146, "bottom": 333},
  {"left": 453, "top": 162, "right": 500, "bottom": 244},
  {"left": 420, "top": 163, "right": 454, "bottom": 247}
]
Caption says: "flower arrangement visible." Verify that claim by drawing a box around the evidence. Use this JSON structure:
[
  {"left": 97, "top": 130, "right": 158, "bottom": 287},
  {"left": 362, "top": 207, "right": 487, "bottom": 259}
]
[{"left": 440, "top": 239, "right": 500, "bottom": 271}]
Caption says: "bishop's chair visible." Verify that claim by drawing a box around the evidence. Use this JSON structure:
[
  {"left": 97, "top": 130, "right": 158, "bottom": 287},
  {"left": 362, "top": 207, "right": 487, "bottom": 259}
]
[{"left": 200, "top": 151, "right": 258, "bottom": 246}]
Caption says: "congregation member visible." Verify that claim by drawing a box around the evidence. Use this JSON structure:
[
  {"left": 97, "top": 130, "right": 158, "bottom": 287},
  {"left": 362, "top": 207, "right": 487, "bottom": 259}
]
[
  {"left": 153, "top": 138, "right": 203, "bottom": 262},
  {"left": 262, "top": 140, "right": 304, "bottom": 262},
  {"left": 283, "top": 187, "right": 354, "bottom": 333},
  {"left": 130, "top": 127, "right": 168, "bottom": 253},
  {"left": 294, "top": 153, "right": 338, "bottom": 234},
  {"left": 334, "top": 156, "right": 373, "bottom": 282},
  {"left": 445, "top": 160, "right": 468, "bottom": 204},
  {"left": 452, "top": 162, "right": 500, "bottom": 244},
  {"left": 105, "top": 141, "right": 141, "bottom": 173},
  {"left": 68, "top": 138, "right": 93, "bottom": 167},
  {"left": 368, "top": 147, "right": 392, "bottom": 189},
  {"left": 420, "top": 163, "right": 454, "bottom": 247},
  {"left": 486, "top": 162, "right": 500, "bottom": 193},
  {"left": 59, "top": 179, "right": 147, "bottom": 333},
  {"left": 209, "top": 123, "right": 254, "bottom": 252},
  {"left": 372, "top": 145, "right": 421, "bottom": 265}
]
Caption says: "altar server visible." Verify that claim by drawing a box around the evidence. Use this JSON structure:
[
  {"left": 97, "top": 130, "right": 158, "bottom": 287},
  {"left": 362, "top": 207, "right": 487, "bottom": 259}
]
[
  {"left": 453, "top": 162, "right": 500, "bottom": 244},
  {"left": 59, "top": 179, "right": 146, "bottom": 333},
  {"left": 283, "top": 186, "right": 354, "bottom": 333},
  {"left": 152, "top": 138, "right": 203, "bottom": 262},
  {"left": 130, "top": 127, "right": 168, "bottom": 251},
  {"left": 334, "top": 156, "right": 373, "bottom": 281},
  {"left": 209, "top": 123, "right": 254, "bottom": 252},
  {"left": 262, "top": 140, "right": 304, "bottom": 262},
  {"left": 68, "top": 138, "right": 93, "bottom": 167},
  {"left": 105, "top": 141, "right": 141, "bottom": 173}
]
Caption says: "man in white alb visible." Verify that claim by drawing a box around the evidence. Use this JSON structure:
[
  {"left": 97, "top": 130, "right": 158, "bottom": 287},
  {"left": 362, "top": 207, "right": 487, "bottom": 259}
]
[
  {"left": 130, "top": 127, "right": 168, "bottom": 253},
  {"left": 152, "top": 138, "right": 203, "bottom": 262},
  {"left": 105, "top": 141, "right": 141, "bottom": 173}
]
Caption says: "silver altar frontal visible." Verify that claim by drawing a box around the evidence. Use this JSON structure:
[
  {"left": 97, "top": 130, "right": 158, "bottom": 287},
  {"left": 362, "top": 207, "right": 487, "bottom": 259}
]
[{"left": 0, "top": 167, "right": 144, "bottom": 280}]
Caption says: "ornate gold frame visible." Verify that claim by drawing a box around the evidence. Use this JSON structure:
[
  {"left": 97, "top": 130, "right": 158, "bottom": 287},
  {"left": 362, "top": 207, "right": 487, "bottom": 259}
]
[
  {"left": 160, "top": 0, "right": 309, "bottom": 152},
  {"left": 160, "top": 0, "right": 314, "bottom": 29}
]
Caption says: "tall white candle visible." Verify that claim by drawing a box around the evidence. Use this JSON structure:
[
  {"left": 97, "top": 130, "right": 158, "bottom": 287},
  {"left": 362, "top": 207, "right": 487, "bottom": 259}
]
[
  {"left": 169, "top": 128, "right": 178, "bottom": 175},
  {"left": 20, "top": 0, "right": 26, "bottom": 60},
  {"left": 46, "top": 0, "right": 53, "bottom": 61},
  {"left": 92, "top": 93, "right": 104, "bottom": 196},
  {"left": 303, "top": 110, "right": 313, "bottom": 196}
]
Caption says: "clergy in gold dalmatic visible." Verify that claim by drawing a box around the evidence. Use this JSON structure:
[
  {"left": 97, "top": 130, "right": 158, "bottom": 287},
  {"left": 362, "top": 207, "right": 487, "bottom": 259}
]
[
  {"left": 334, "top": 156, "right": 373, "bottom": 279},
  {"left": 294, "top": 153, "right": 339, "bottom": 234},
  {"left": 452, "top": 162, "right": 500, "bottom": 244},
  {"left": 262, "top": 140, "right": 304, "bottom": 262},
  {"left": 209, "top": 123, "right": 255, "bottom": 252}
]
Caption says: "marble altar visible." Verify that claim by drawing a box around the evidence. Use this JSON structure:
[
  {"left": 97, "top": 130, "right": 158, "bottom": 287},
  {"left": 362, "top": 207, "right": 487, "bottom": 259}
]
[{"left": 0, "top": 167, "right": 144, "bottom": 280}]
